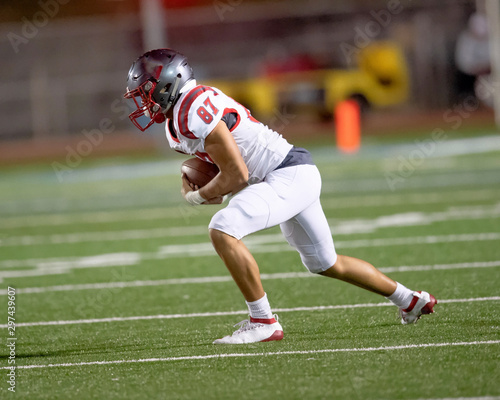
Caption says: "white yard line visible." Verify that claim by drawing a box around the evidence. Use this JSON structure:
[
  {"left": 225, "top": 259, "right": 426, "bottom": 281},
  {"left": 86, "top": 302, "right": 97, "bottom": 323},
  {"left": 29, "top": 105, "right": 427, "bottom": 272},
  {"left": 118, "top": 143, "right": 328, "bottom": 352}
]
[
  {"left": 335, "top": 232, "right": 500, "bottom": 248},
  {"left": 330, "top": 203, "right": 500, "bottom": 235},
  {"left": 1, "top": 261, "right": 499, "bottom": 295},
  {"left": 0, "top": 226, "right": 210, "bottom": 247},
  {"left": 0, "top": 272, "right": 309, "bottom": 295},
  {"left": 321, "top": 188, "right": 500, "bottom": 210},
  {"left": 1, "top": 188, "right": 498, "bottom": 229},
  {"left": 1, "top": 340, "right": 498, "bottom": 370},
  {"left": 1, "top": 232, "right": 499, "bottom": 280},
  {"left": 1, "top": 203, "right": 499, "bottom": 247},
  {"left": 321, "top": 169, "right": 500, "bottom": 194},
  {"left": 380, "top": 260, "right": 500, "bottom": 273},
  {"left": 0, "top": 296, "right": 498, "bottom": 328},
  {"left": 0, "top": 207, "right": 189, "bottom": 229}
]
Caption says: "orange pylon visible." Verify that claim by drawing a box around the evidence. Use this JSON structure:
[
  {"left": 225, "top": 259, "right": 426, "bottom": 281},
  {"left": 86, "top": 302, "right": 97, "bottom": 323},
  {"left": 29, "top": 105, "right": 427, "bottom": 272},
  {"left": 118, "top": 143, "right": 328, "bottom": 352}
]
[{"left": 335, "top": 100, "right": 361, "bottom": 153}]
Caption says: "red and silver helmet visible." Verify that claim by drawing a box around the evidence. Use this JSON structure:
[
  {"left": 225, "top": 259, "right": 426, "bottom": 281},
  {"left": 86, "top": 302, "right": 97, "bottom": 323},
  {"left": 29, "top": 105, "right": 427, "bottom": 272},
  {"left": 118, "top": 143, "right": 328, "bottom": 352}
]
[{"left": 124, "top": 48, "right": 195, "bottom": 131}]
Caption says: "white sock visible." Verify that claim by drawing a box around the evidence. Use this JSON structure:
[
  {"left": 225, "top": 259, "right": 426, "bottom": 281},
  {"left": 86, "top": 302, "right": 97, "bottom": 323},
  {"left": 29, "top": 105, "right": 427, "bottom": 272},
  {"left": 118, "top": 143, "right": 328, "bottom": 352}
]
[
  {"left": 246, "top": 293, "right": 273, "bottom": 320},
  {"left": 386, "top": 282, "right": 414, "bottom": 309}
]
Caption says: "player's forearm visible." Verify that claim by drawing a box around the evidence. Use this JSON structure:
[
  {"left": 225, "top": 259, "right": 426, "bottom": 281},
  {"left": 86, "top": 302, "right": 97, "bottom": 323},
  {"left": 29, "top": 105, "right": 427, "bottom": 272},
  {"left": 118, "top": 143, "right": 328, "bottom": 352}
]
[
  {"left": 199, "top": 168, "right": 248, "bottom": 200},
  {"left": 202, "top": 120, "right": 249, "bottom": 200}
]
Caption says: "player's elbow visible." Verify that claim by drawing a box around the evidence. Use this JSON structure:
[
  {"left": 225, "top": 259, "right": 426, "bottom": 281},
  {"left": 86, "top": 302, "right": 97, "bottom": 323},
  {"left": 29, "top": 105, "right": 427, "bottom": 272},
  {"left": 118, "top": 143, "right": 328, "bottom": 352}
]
[
  {"left": 222, "top": 163, "right": 248, "bottom": 193},
  {"left": 231, "top": 167, "right": 248, "bottom": 192},
  {"left": 235, "top": 166, "right": 249, "bottom": 185}
]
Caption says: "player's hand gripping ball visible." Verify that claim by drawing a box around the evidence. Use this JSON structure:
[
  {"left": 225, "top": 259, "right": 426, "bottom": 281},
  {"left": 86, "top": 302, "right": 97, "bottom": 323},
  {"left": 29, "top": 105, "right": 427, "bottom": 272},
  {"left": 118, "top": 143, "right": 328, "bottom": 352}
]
[
  {"left": 181, "top": 158, "right": 219, "bottom": 188},
  {"left": 181, "top": 158, "right": 223, "bottom": 205}
]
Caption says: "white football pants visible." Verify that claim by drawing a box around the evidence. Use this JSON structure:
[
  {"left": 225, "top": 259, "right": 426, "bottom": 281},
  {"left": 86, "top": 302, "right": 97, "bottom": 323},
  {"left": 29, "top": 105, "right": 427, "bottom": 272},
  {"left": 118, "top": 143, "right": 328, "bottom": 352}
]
[{"left": 209, "top": 164, "right": 337, "bottom": 273}]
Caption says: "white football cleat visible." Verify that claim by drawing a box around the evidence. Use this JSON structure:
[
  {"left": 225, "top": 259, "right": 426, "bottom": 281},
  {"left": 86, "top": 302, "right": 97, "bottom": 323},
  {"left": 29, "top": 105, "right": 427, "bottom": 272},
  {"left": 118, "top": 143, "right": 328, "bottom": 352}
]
[
  {"left": 400, "top": 291, "right": 437, "bottom": 324},
  {"left": 213, "top": 315, "right": 284, "bottom": 344}
]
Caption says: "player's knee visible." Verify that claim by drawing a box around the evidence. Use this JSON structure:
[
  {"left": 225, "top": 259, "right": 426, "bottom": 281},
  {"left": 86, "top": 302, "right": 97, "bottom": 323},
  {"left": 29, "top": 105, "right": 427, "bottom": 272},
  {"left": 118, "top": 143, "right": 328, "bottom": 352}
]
[
  {"left": 291, "top": 238, "right": 337, "bottom": 274},
  {"left": 209, "top": 207, "right": 246, "bottom": 240},
  {"left": 300, "top": 251, "right": 337, "bottom": 274}
]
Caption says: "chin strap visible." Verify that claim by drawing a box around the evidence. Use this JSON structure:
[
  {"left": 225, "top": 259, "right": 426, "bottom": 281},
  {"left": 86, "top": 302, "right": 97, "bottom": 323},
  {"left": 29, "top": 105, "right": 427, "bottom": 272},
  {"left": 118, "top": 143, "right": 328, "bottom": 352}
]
[{"left": 153, "top": 112, "right": 166, "bottom": 123}]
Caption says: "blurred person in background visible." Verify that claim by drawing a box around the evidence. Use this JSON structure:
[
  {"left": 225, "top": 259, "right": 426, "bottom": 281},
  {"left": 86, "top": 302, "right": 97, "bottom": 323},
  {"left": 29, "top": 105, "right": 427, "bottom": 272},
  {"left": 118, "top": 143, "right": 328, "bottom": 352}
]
[{"left": 455, "top": 12, "right": 493, "bottom": 107}]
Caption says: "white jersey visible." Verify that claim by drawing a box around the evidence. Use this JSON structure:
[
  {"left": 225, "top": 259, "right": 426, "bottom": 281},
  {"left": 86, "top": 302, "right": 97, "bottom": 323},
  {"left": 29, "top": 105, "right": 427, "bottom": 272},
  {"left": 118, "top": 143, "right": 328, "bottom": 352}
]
[{"left": 165, "top": 84, "right": 292, "bottom": 183}]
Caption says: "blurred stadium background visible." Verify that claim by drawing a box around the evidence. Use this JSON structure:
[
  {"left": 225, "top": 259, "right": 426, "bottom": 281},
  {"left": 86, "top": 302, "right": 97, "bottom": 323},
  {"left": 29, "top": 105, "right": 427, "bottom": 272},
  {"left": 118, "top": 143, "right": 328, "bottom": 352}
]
[
  {"left": 1, "top": 2, "right": 500, "bottom": 398},
  {"left": 0, "top": 0, "right": 498, "bottom": 163}
]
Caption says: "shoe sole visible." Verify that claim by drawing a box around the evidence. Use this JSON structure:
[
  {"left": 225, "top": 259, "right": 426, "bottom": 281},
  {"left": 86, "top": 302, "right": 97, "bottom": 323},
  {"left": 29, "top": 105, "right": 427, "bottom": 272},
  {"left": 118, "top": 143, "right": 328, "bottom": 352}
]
[
  {"left": 260, "top": 330, "right": 284, "bottom": 342},
  {"left": 213, "top": 329, "right": 284, "bottom": 344}
]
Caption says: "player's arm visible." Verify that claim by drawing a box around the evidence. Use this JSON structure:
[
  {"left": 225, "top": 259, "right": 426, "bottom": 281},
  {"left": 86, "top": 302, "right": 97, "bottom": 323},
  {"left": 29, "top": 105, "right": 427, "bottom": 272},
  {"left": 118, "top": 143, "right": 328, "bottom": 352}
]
[{"left": 198, "top": 120, "right": 248, "bottom": 201}]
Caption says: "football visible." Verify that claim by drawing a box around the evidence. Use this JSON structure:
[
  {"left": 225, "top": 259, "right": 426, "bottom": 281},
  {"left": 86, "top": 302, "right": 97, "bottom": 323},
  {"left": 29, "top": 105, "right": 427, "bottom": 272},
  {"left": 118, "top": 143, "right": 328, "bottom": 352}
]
[{"left": 181, "top": 157, "right": 219, "bottom": 188}]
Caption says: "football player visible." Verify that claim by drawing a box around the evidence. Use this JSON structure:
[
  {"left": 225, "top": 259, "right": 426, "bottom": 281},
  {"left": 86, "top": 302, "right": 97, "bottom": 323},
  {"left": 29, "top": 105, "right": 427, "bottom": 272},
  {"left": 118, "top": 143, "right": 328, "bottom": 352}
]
[{"left": 124, "top": 49, "right": 437, "bottom": 344}]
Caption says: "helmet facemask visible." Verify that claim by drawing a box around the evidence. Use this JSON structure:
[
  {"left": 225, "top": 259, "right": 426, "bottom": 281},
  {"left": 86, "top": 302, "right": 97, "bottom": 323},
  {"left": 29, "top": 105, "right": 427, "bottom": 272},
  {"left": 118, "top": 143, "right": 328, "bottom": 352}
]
[
  {"left": 124, "top": 74, "right": 184, "bottom": 131},
  {"left": 124, "top": 80, "right": 166, "bottom": 132}
]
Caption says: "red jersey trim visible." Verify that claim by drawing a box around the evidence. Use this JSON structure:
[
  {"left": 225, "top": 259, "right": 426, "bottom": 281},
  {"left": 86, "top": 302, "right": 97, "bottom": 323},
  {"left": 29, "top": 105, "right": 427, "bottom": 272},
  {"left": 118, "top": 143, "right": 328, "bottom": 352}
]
[{"left": 195, "top": 151, "right": 215, "bottom": 164}]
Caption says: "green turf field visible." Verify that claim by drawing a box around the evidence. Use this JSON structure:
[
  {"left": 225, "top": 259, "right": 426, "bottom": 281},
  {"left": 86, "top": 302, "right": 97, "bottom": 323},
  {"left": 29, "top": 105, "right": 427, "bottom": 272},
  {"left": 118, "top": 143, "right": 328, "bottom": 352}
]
[{"left": 1, "top": 131, "right": 499, "bottom": 399}]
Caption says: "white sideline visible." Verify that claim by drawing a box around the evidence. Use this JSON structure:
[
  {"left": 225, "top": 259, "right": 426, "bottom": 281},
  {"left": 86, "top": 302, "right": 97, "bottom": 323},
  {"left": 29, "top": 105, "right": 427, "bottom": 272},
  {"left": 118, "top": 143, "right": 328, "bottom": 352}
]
[
  {"left": 1, "top": 146, "right": 499, "bottom": 218},
  {"left": 1, "top": 260, "right": 499, "bottom": 295},
  {"left": 0, "top": 296, "right": 498, "bottom": 329},
  {"left": 1, "top": 340, "right": 498, "bottom": 370},
  {"left": 3, "top": 149, "right": 499, "bottom": 218}
]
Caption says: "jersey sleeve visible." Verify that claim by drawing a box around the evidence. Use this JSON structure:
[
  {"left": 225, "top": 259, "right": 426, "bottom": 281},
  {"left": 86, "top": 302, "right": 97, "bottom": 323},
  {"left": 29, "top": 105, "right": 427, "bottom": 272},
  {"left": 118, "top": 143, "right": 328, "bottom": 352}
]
[{"left": 176, "top": 87, "right": 224, "bottom": 140}]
